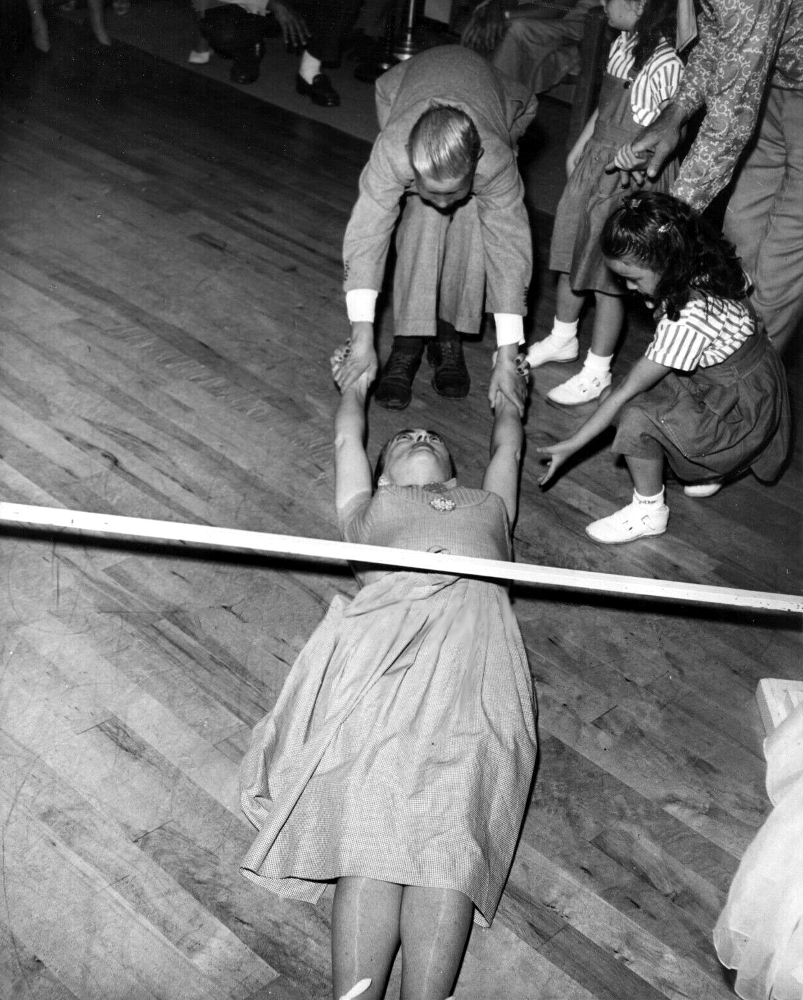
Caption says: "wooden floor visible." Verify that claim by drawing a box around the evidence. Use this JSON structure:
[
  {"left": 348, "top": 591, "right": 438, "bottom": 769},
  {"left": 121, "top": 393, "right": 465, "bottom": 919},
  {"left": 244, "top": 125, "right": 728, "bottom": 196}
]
[{"left": 1, "top": 17, "right": 801, "bottom": 1000}]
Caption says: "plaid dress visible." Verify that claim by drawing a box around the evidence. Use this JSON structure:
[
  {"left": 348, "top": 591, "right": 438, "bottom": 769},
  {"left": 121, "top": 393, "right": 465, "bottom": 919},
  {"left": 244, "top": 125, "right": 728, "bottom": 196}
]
[{"left": 240, "top": 483, "right": 537, "bottom": 927}]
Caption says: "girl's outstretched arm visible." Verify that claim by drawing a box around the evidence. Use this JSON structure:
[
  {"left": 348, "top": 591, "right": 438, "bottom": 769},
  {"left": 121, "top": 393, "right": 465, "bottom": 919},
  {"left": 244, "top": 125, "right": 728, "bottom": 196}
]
[
  {"left": 483, "top": 391, "right": 524, "bottom": 524},
  {"left": 537, "top": 356, "right": 670, "bottom": 487},
  {"left": 332, "top": 348, "right": 373, "bottom": 515}
]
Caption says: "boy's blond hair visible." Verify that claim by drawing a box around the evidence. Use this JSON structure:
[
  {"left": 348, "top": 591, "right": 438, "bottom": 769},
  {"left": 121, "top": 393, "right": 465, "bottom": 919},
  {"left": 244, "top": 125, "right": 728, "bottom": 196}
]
[{"left": 408, "top": 105, "right": 482, "bottom": 183}]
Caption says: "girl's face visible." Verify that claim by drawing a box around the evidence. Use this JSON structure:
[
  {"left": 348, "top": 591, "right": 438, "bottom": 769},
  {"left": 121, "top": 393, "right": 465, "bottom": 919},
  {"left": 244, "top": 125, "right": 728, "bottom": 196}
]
[
  {"left": 381, "top": 429, "right": 453, "bottom": 486},
  {"left": 606, "top": 256, "right": 661, "bottom": 303},
  {"left": 601, "top": 0, "right": 644, "bottom": 31}
]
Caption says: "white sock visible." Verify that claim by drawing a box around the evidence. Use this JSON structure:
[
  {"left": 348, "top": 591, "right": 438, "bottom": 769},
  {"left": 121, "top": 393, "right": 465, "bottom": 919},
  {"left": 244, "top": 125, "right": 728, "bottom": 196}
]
[
  {"left": 550, "top": 318, "right": 578, "bottom": 344},
  {"left": 633, "top": 487, "right": 665, "bottom": 507},
  {"left": 299, "top": 51, "right": 321, "bottom": 84},
  {"left": 584, "top": 350, "right": 613, "bottom": 375}
]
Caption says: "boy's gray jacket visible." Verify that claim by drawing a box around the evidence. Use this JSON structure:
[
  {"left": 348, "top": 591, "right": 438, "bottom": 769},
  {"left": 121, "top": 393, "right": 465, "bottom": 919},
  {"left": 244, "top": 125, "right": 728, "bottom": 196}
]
[{"left": 343, "top": 46, "right": 537, "bottom": 317}]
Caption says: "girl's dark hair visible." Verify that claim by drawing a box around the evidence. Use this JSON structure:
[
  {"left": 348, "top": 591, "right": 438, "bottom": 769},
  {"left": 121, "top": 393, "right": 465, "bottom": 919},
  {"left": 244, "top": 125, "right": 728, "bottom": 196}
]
[
  {"left": 632, "top": 0, "right": 678, "bottom": 73},
  {"left": 601, "top": 192, "right": 747, "bottom": 320},
  {"left": 374, "top": 429, "right": 456, "bottom": 488}
]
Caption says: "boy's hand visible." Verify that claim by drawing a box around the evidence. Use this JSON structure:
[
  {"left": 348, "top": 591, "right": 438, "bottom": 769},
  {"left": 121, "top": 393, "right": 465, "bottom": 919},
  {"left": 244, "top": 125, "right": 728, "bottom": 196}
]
[
  {"left": 333, "top": 323, "right": 378, "bottom": 391},
  {"left": 489, "top": 346, "right": 528, "bottom": 415}
]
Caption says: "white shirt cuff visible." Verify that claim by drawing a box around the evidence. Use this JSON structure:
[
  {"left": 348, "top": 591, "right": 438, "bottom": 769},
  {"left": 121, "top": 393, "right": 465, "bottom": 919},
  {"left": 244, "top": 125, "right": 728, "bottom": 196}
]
[
  {"left": 494, "top": 314, "right": 525, "bottom": 348},
  {"left": 346, "top": 289, "right": 379, "bottom": 324}
]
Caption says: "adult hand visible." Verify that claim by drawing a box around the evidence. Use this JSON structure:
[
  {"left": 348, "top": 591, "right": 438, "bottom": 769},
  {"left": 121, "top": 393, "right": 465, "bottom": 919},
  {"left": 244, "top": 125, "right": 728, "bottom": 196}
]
[
  {"left": 270, "top": 0, "right": 310, "bottom": 49},
  {"left": 489, "top": 345, "right": 528, "bottom": 416},
  {"left": 605, "top": 103, "right": 685, "bottom": 188},
  {"left": 536, "top": 439, "right": 576, "bottom": 487},
  {"left": 332, "top": 323, "right": 378, "bottom": 392},
  {"left": 461, "top": 0, "right": 506, "bottom": 52}
]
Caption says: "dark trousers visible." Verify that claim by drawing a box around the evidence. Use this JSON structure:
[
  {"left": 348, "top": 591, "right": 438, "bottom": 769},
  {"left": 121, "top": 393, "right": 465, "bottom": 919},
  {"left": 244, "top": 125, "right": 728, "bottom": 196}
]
[{"left": 200, "top": 0, "right": 360, "bottom": 66}]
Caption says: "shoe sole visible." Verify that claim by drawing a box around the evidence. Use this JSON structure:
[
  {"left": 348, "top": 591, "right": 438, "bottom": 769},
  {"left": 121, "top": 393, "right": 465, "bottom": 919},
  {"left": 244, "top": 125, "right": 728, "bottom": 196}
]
[
  {"left": 546, "top": 394, "right": 602, "bottom": 408},
  {"left": 431, "top": 380, "right": 470, "bottom": 399},
  {"left": 527, "top": 354, "right": 579, "bottom": 369},
  {"left": 585, "top": 525, "right": 667, "bottom": 544}
]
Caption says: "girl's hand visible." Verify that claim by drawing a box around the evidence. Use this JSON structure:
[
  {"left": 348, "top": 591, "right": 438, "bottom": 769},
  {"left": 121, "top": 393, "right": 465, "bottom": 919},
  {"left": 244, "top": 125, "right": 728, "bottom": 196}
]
[
  {"left": 536, "top": 440, "right": 577, "bottom": 487},
  {"left": 611, "top": 141, "right": 650, "bottom": 187}
]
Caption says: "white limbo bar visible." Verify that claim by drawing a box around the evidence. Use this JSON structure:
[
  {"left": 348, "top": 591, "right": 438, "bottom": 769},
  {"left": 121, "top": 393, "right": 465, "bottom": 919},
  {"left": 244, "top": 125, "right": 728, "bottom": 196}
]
[{"left": 1, "top": 502, "right": 800, "bottom": 614}]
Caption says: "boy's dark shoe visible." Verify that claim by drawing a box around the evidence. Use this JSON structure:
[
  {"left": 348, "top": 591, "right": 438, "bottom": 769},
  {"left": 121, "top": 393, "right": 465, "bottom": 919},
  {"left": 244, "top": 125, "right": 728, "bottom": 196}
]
[
  {"left": 230, "top": 41, "right": 264, "bottom": 83},
  {"left": 375, "top": 344, "right": 423, "bottom": 409},
  {"left": 295, "top": 73, "right": 340, "bottom": 107},
  {"left": 427, "top": 339, "right": 470, "bottom": 398}
]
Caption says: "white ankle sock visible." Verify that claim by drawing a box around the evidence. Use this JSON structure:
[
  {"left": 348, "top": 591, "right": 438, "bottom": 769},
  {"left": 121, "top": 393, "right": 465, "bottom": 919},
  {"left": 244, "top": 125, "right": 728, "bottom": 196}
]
[
  {"left": 299, "top": 51, "right": 321, "bottom": 84},
  {"left": 633, "top": 487, "right": 665, "bottom": 507},
  {"left": 550, "top": 318, "right": 578, "bottom": 344},
  {"left": 584, "top": 350, "right": 613, "bottom": 375}
]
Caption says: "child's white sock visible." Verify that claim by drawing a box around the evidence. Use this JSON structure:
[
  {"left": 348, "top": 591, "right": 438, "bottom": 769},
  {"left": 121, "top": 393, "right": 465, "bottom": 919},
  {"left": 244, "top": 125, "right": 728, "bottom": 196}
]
[
  {"left": 633, "top": 487, "right": 665, "bottom": 507},
  {"left": 550, "top": 318, "right": 579, "bottom": 345},
  {"left": 299, "top": 51, "right": 321, "bottom": 85},
  {"left": 583, "top": 350, "right": 613, "bottom": 375}
]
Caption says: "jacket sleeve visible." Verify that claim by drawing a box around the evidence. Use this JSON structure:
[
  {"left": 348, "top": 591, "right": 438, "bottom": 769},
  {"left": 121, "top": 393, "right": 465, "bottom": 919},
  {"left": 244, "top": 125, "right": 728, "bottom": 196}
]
[
  {"left": 476, "top": 151, "right": 532, "bottom": 317},
  {"left": 343, "top": 137, "right": 407, "bottom": 294}
]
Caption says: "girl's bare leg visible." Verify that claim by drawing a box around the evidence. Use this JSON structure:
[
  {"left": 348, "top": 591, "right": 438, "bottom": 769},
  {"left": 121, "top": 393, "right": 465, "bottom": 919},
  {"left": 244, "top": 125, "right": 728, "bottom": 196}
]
[
  {"left": 589, "top": 291, "right": 624, "bottom": 358},
  {"left": 332, "top": 877, "right": 403, "bottom": 1000},
  {"left": 625, "top": 455, "right": 665, "bottom": 498},
  {"left": 399, "top": 886, "right": 473, "bottom": 1000},
  {"left": 555, "top": 271, "right": 585, "bottom": 324},
  {"left": 87, "top": 0, "right": 112, "bottom": 44}
]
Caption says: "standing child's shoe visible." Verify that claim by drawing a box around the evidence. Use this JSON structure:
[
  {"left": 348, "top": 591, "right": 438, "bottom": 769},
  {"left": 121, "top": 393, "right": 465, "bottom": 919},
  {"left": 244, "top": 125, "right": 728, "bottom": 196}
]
[
  {"left": 548, "top": 368, "right": 611, "bottom": 405},
  {"left": 526, "top": 334, "right": 579, "bottom": 368},
  {"left": 683, "top": 481, "right": 723, "bottom": 497},
  {"left": 586, "top": 498, "right": 669, "bottom": 543}
]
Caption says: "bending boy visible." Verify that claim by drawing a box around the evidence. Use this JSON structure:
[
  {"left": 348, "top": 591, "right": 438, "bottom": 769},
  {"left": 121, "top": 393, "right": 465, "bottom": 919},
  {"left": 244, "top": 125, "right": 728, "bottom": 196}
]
[{"left": 341, "top": 46, "right": 537, "bottom": 411}]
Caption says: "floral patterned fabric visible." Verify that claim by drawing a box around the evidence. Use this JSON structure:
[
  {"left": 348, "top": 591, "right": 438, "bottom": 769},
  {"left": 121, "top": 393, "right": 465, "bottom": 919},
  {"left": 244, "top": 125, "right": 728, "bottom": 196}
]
[{"left": 672, "top": 0, "right": 803, "bottom": 211}]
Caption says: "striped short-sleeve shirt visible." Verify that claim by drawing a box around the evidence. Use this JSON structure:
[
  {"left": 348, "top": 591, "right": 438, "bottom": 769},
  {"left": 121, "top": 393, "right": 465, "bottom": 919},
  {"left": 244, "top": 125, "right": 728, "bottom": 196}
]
[
  {"left": 607, "top": 33, "right": 684, "bottom": 126},
  {"left": 646, "top": 295, "right": 756, "bottom": 370}
]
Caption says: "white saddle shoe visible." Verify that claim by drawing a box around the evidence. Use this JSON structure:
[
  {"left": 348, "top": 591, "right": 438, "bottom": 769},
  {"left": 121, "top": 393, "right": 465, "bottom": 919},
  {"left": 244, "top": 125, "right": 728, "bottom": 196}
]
[
  {"left": 526, "top": 335, "right": 579, "bottom": 368},
  {"left": 548, "top": 369, "right": 611, "bottom": 405},
  {"left": 586, "top": 500, "right": 669, "bottom": 544}
]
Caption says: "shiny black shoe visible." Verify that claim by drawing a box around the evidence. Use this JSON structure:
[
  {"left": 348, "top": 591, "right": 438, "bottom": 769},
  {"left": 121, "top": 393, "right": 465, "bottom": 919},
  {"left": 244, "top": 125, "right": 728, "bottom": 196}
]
[
  {"left": 427, "top": 339, "right": 470, "bottom": 398},
  {"left": 230, "top": 42, "right": 264, "bottom": 84},
  {"left": 374, "top": 346, "right": 423, "bottom": 410},
  {"left": 295, "top": 73, "right": 340, "bottom": 107}
]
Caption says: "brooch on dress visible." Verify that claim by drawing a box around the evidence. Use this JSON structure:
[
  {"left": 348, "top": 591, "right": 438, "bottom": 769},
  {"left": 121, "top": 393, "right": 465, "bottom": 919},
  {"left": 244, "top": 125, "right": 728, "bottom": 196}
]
[{"left": 424, "top": 482, "right": 456, "bottom": 513}]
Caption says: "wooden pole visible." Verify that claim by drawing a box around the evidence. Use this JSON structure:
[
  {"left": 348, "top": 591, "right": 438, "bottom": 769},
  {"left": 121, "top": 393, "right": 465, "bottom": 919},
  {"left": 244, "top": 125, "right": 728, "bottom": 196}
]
[{"left": 1, "top": 502, "right": 800, "bottom": 614}]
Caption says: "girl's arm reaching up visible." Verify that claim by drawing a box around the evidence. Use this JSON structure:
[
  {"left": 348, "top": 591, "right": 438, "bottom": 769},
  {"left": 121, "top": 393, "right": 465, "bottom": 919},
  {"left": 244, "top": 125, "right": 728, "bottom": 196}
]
[
  {"left": 483, "top": 391, "right": 524, "bottom": 524},
  {"left": 332, "top": 347, "right": 373, "bottom": 514},
  {"left": 537, "top": 355, "right": 671, "bottom": 486}
]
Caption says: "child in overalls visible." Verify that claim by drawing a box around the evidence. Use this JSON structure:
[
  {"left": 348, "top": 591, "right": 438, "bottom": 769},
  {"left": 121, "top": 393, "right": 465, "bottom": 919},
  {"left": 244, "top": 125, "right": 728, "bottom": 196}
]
[{"left": 527, "top": 0, "right": 683, "bottom": 406}]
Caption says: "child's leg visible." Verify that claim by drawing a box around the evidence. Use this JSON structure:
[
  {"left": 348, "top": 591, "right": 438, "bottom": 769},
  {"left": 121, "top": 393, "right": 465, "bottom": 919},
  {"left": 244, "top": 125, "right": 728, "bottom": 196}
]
[
  {"left": 527, "top": 273, "right": 583, "bottom": 368},
  {"left": 332, "top": 877, "right": 403, "bottom": 1000},
  {"left": 399, "top": 886, "right": 473, "bottom": 1000},
  {"left": 548, "top": 291, "right": 623, "bottom": 406},
  {"left": 625, "top": 456, "right": 665, "bottom": 498}
]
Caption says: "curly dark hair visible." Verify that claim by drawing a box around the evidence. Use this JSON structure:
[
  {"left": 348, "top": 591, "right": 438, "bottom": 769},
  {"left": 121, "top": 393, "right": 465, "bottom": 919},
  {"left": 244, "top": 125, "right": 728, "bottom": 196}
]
[{"left": 601, "top": 192, "right": 747, "bottom": 320}]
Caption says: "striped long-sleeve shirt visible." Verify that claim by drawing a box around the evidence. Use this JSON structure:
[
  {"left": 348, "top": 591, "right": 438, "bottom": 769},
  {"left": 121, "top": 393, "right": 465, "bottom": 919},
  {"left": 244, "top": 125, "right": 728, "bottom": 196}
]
[{"left": 607, "top": 33, "right": 684, "bottom": 126}]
